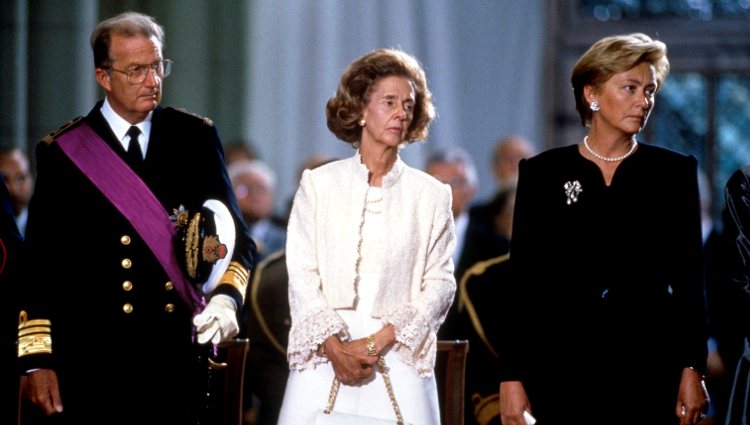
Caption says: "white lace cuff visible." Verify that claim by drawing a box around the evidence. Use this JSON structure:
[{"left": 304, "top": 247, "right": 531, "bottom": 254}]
[
  {"left": 287, "top": 307, "right": 347, "bottom": 370},
  {"left": 381, "top": 304, "right": 437, "bottom": 376}
]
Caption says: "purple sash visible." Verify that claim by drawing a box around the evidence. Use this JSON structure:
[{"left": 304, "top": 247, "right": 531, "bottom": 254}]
[{"left": 56, "top": 121, "right": 203, "bottom": 313}]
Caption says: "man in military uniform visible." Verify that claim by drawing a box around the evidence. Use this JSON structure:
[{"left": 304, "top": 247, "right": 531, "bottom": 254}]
[{"left": 17, "top": 12, "right": 255, "bottom": 425}]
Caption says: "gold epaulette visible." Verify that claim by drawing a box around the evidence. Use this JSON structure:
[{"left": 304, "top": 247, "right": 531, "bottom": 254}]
[
  {"left": 42, "top": 116, "right": 84, "bottom": 145},
  {"left": 218, "top": 261, "right": 250, "bottom": 299},
  {"left": 175, "top": 108, "right": 214, "bottom": 127},
  {"left": 17, "top": 310, "right": 52, "bottom": 357}
]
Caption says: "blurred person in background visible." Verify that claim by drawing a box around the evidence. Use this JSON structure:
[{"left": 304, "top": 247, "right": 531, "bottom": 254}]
[
  {"left": 229, "top": 159, "right": 286, "bottom": 262},
  {"left": 0, "top": 147, "right": 33, "bottom": 236}
]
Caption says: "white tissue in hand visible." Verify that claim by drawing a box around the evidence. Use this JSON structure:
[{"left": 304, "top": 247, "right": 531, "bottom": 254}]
[{"left": 192, "top": 294, "right": 238, "bottom": 344}]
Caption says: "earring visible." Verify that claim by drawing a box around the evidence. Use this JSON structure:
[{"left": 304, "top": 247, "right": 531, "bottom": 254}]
[
  {"left": 590, "top": 101, "right": 600, "bottom": 112},
  {"left": 359, "top": 119, "right": 366, "bottom": 127}
]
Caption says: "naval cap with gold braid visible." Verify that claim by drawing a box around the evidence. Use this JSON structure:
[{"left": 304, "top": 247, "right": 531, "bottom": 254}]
[{"left": 171, "top": 199, "right": 250, "bottom": 303}]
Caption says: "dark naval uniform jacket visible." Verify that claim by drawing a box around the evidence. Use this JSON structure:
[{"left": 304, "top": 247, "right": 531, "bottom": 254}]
[{"left": 17, "top": 101, "right": 255, "bottom": 425}]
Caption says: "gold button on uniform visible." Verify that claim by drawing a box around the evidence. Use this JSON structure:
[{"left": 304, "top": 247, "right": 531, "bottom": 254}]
[
  {"left": 122, "top": 281, "right": 133, "bottom": 291},
  {"left": 123, "top": 303, "right": 133, "bottom": 314},
  {"left": 120, "top": 235, "right": 131, "bottom": 245},
  {"left": 121, "top": 258, "right": 132, "bottom": 269},
  {"left": 164, "top": 281, "right": 174, "bottom": 291},
  {"left": 165, "top": 303, "right": 175, "bottom": 313}
]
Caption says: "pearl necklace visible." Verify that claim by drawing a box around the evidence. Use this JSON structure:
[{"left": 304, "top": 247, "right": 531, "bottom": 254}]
[{"left": 583, "top": 136, "right": 638, "bottom": 162}]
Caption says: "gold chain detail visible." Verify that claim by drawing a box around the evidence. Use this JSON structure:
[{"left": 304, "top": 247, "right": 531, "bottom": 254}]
[
  {"left": 323, "top": 376, "right": 341, "bottom": 414},
  {"left": 379, "top": 356, "right": 405, "bottom": 424},
  {"left": 366, "top": 334, "right": 377, "bottom": 357}
]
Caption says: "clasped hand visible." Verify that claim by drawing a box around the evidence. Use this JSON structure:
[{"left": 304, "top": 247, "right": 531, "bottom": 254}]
[
  {"left": 323, "top": 335, "right": 380, "bottom": 386},
  {"left": 192, "top": 294, "right": 239, "bottom": 344}
]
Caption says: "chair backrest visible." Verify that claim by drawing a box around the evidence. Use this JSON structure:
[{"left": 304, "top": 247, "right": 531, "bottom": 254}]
[
  {"left": 435, "top": 339, "right": 469, "bottom": 425},
  {"left": 209, "top": 338, "right": 251, "bottom": 425}
]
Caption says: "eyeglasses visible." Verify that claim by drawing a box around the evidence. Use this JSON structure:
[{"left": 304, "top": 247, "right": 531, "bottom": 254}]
[{"left": 108, "top": 59, "right": 173, "bottom": 85}]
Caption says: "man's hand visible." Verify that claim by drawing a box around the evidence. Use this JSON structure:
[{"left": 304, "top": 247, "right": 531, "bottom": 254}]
[
  {"left": 192, "top": 294, "right": 239, "bottom": 344},
  {"left": 27, "top": 369, "right": 64, "bottom": 415}
]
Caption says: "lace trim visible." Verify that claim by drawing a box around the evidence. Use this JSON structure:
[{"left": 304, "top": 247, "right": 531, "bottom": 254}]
[
  {"left": 287, "top": 307, "right": 348, "bottom": 370},
  {"left": 381, "top": 304, "right": 437, "bottom": 377}
]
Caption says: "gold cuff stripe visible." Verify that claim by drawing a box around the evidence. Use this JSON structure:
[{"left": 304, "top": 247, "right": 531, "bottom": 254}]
[
  {"left": 18, "top": 310, "right": 53, "bottom": 357},
  {"left": 18, "top": 334, "right": 52, "bottom": 357},
  {"left": 219, "top": 261, "right": 250, "bottom": 298},
  {"left": 19, "top": 326, "right": 51, "bottom": 337},
  {"left": 226, "top": 261, "right": 250, "bottom": 283}
]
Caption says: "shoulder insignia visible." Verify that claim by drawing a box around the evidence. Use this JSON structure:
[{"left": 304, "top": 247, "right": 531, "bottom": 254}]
[
  {"left": 175, "top": 108, "right": 214, "bottom": 127},
  {"left": 42, "top": 116, "right": 84, "bottom": 145}
]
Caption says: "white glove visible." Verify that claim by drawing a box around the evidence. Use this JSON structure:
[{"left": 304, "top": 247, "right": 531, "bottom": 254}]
[{"left": 192, "top": 294, "right": 239, "bottom": 345}]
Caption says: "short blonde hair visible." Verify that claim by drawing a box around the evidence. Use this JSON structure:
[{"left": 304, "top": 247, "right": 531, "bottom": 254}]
[
  {"left": 326, "top": 48, "right": 436, "bottom": 146},
  {"left": 571, "top": 33, "right": 669, "bottom": 127}
]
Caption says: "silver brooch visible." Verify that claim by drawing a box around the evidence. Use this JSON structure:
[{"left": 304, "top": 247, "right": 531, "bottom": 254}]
[{"left": 564, "top": 180, "right": 582, "bottom": 205}]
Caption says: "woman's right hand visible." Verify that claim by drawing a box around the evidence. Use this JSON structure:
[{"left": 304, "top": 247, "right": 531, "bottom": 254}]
[
  {"left": 323, "top": 335, "right": 379, "bottom": 386},
  {"left": 500, "top": 380, "right": 533, "bottom": 425}
]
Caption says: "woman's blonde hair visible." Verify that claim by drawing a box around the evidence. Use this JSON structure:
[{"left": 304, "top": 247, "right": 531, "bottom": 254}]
[{"left": 571, "top": 33, "right": 669, "bottom": 127}]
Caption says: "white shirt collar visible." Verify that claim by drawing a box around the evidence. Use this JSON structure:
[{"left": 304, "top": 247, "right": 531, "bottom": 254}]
[
  {"left": 100, "top": 98, "right": 153, "bottom": 153},
  {"left": 453, "top": 211, "right": 469, "bottom": 263}
]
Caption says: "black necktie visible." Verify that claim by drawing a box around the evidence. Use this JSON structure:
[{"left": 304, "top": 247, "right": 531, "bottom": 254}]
[{"left": 126, "top": 126, "right": 143, "bottom": 166}]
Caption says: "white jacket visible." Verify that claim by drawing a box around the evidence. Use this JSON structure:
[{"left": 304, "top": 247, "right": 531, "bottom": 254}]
[{"left": 285, "top": 152, "right": 456, "bottom": 376}]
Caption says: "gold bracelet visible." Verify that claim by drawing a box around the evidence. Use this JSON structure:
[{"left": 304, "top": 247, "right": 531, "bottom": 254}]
[{"left": 366, "top": 334, "right": 377, "bottom": 357}]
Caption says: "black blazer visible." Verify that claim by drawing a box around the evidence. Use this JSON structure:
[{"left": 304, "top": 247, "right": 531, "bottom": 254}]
[{"left": 499, "top": 143, "right": 707, "bottom": 423}]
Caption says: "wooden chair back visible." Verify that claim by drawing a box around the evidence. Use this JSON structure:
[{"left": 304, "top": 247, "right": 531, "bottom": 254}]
[{"left": 435, "top": 339, "right": 469, "bottom": 425}]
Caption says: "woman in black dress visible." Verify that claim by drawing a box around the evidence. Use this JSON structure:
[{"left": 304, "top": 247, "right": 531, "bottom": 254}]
[{"left": 498, "top": 33, "right": 709, "bottom": 425}]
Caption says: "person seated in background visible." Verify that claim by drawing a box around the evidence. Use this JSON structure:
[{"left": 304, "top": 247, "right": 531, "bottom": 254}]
[
  {"left": 488, "top": 135, "right": 535, "bottom": 194},
  {"left": 0, "top": 147, "right": 33, "bottom": 236},
  {"left": 721, "top": 165, "right": 750, "bottom": 424},
  {"left": 425, "top": 147, "right": 508, "bottom": 339},
  {"left": 224, "top": 139, "right": 257, "bottom": 166},
  {"left": 455, "top": 188, "right": 518, "bottom": 425},
  {"left": 467, "top": 135, "right": 534, "bottom": 251},
  {"left": 700, "top": 169, "right": 740, "bottom": 424},
  {"left": 228, "top": 159, "right": 286, "bottom": 262},
  {"left": 457, "top": 253, "right": 511, "bottom": 425},
  {"left": 424, "top": 147, "right": 478, "bottom": 282},
  {"left": 241, "top": 250, "right": 290, "bottom": 425}
]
